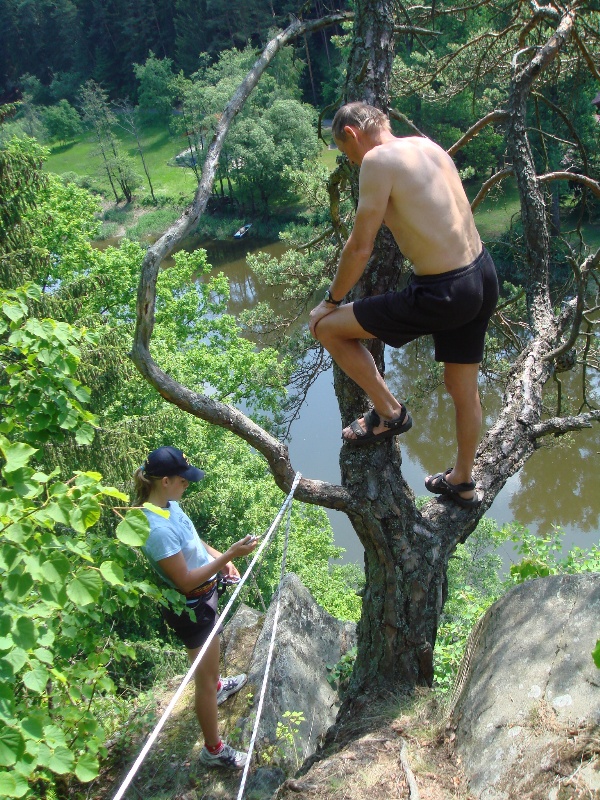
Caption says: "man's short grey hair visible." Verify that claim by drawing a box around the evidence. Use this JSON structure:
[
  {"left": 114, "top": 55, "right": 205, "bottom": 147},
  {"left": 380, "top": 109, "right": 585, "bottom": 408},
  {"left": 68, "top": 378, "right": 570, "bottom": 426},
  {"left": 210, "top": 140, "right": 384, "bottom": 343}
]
[{"left": 331, "top": 102, "right": 391, "bottom": 141}]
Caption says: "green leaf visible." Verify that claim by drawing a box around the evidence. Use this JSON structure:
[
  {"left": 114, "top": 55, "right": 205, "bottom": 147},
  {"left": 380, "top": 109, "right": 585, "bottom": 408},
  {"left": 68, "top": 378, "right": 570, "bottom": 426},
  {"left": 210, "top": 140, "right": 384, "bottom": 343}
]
[
  {"left": 100, "top": 486, "right": 129, "bottom": 501},
  {"left": 75, "top": 422, "right": 95, "bottom": 445},
  {"left": 12, "top": 618, "right": 36, "bottom": 650},
  {"left": 0, "top": 769, "right": 29, "bottom": 798},
  {"left": 0, "top": 685, "right": 15, "bottom": 721},
  {"left": 5, "top": 573, "right": 33, "bottom": 602},
  {"left": 66, "top": 568, "right": 102, "bottom": 606},
  {"left": 68, "top": 496, "right": 101, "bottom": 533},
  {"left": 0, "top": 442, "right": 37, "bottom": 473},
  {"left": 593, "top": 640, "right": 600, "bottom": 669},
  {"left": 0, "top": 660, "right": 14, "bottom": 683},
  {"left": 116, "top": 508, "right": 150, "bottom": 546},
  {"left": 143, "top": 502, "right": 170, "bottom": 518},
  {"left": 0, "top": 724, "right": 25, "bottom": 767},
  {"left": 20, "top": 715, "right": 45, "bottom": 741},
  {"left": 33, "top": 648, "right": 53, "bottom": 666},
  {"left": 75, "top": 752, "right": 99, "bottom": 782},
  {"left": 4, "top": 649, "right": 28, "bottom": 675},
  {"left": 48, "top": 746, "right": 74, "bottom": 775},
  {"left": 99, "top": 561, "right": 124, "bottom": 586},
  {"left": 4, "top": 572, "right": 33, "bottom": 601},
  {"left": 22, "top": 664, "right": 49, "bottom": 694},
  {"left": 40, "top": 553, "right": 71, "bottom": 583},
  {"left": 1, "top": 469, "right": 40, "bottom": 498}
]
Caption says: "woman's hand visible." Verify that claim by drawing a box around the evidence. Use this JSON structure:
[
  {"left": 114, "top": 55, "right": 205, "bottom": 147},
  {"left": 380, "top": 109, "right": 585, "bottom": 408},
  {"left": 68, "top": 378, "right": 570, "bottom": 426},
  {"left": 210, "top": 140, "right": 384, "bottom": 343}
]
[
  {"left": 220, "top": 561, "right": 241, "bottom": 579},
  {"left": 226, "top": 535, "right": 258, "bottom": 560}
]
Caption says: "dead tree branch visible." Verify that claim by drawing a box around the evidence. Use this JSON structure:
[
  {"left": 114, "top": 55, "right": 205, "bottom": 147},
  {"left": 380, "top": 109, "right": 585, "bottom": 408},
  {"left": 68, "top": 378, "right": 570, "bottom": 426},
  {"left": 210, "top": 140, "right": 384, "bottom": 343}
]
[
  {"left": 529, "top": 411, "right": 600, "bottom": 439},
  {"left": 130, "top": 13, "right": 353, "bottom": 508}
]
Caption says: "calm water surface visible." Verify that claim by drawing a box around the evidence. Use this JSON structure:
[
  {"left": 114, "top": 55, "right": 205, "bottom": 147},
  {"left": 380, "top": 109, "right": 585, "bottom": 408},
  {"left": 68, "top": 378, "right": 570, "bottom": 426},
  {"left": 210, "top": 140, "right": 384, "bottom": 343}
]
[{"left": 158, "top": 233, "right": 600, "bottom": 566}]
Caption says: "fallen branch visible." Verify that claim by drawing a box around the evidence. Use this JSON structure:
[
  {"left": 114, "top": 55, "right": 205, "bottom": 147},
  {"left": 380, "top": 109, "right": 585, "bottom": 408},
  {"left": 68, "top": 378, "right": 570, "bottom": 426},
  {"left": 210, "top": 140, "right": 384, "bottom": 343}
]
[{"left": 399, "top": 738, "right": 421, "bottom": 800}]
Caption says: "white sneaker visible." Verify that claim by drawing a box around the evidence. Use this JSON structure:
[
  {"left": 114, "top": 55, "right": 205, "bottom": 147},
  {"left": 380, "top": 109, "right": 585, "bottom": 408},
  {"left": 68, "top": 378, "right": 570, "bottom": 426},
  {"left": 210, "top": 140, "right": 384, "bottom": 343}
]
[
  {"left": 216, "top": 673, "right": 247, "bottom": 705},
  {"left": 199, "top": 742, "right": 247, "bottom": 769}
]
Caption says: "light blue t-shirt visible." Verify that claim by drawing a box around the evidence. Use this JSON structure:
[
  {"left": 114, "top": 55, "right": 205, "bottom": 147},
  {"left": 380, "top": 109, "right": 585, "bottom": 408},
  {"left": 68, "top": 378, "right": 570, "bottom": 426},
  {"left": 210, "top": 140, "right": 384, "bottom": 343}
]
[{"left": 142, "top": 501, "right": 216, "bottom": 592}]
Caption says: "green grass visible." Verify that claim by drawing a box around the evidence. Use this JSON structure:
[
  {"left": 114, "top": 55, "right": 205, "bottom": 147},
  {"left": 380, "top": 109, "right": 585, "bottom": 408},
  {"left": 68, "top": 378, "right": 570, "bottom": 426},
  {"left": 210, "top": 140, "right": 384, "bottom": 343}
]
[{"left": 45, "top": 121, "right": 199, "bottom": 203}]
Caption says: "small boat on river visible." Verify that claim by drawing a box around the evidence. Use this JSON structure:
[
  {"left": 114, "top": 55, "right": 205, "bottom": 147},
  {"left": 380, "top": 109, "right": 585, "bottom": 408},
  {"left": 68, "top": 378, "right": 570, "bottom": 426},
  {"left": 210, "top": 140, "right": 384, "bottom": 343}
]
[{"left": 233, "top": 223, "right": 252, "bottom": 239}]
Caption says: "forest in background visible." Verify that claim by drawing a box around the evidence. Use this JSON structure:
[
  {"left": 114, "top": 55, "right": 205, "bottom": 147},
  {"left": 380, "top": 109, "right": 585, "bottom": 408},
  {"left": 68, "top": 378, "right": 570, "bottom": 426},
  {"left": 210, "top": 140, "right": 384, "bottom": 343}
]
[{"left": 1, "top": 0, "right": 600, "bottom": 796}]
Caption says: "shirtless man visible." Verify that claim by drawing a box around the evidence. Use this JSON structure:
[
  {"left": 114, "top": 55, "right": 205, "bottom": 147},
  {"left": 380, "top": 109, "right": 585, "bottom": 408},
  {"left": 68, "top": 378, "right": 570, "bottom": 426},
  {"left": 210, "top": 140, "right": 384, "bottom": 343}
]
[{"left": 309, "top": 102, "right": 498, "bottom": 507}]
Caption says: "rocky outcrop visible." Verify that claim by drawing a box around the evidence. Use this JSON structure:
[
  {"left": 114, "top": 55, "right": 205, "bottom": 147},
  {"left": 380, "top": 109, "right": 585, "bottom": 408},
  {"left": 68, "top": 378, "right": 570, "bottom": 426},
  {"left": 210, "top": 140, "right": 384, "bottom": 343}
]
[
  {"left": 450, "top": 573, "right": 600, "bottom": 799},
  {"left": 238, "top": 573, "right": 356, "bottom": 771}
]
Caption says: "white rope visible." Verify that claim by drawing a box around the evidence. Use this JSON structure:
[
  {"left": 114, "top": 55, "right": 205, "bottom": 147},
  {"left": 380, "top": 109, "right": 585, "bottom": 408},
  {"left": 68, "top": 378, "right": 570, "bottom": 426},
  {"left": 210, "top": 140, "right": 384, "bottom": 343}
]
[
  {"left": 236, "top": 475, "right": 296, "bottom": 800},
  {"left": 112, "top": 472, "right": 302, "bottom": 800}
]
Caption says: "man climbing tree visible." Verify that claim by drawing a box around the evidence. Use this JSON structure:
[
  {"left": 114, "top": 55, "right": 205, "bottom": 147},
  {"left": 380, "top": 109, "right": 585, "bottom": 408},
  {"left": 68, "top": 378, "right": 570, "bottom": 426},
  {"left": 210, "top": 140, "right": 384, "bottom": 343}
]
[
  {"left": 130, "top": 0, "right": 600, "bottom": 713},
  {"left": 309, "top": 101, "right": 499, "bottom": 509}
]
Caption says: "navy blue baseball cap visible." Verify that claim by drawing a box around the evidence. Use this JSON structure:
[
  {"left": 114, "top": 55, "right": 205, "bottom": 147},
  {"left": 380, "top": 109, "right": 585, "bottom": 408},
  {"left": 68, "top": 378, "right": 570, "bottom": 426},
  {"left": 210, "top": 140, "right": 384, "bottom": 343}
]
[{"left": 143, "top": 447, "right": 205, "bottom": 481}]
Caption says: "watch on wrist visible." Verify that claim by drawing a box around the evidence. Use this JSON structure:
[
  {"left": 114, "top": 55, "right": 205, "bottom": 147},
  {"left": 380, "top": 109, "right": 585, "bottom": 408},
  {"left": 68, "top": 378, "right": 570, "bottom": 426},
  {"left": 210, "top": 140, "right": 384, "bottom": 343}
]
[{"left": 324, "top": 289, "right": 343, "bottom": 306}]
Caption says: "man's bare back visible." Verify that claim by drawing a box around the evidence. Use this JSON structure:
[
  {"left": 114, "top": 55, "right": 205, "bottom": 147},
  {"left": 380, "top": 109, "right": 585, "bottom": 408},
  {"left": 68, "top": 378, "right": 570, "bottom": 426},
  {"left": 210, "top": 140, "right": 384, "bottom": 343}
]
[{"left": 359, "top": 136, "right": 481, "bottom": 275}]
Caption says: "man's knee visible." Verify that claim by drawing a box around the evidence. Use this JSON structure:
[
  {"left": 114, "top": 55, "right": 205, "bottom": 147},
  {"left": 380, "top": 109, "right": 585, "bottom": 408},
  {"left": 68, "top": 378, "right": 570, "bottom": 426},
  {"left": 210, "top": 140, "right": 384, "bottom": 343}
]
[{"left": 443, "top": 363, "right": 480, "bottom": 401}]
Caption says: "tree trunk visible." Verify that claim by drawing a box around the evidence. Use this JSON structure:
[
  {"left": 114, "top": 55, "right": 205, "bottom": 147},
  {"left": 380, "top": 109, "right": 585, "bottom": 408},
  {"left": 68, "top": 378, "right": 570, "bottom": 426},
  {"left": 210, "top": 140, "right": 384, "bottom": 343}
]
[{"left": 130, "top": 5, "right": 600, "bottom": 721}]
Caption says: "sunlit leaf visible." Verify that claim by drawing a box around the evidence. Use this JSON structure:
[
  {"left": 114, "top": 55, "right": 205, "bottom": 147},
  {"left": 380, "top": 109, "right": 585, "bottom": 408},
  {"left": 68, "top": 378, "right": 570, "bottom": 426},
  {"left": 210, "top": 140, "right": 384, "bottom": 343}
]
[
  {"left": 75, "top": 752, "right": 99, "bottom": 782},
  {"left": 48, "top": 746, "right": 74, "bottom": 775},
  {"left": 0, "top": 725, "right": 25, "bottom": 767},
  {"left": 115, "top": 508, "right": 150, "bottom": 546},
  {"left": 66, "top": 568, "right": 102, "bottom": 606},
  {"left": 99, "top": 561, "right": 124, "bottom": 586}
]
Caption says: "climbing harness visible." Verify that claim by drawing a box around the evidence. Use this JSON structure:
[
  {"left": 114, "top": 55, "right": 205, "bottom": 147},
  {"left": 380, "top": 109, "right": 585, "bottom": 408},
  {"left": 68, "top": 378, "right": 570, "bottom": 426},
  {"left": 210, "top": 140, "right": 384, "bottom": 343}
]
[{"left": 111, "top": 471, "right": 302, "bottom": 800}]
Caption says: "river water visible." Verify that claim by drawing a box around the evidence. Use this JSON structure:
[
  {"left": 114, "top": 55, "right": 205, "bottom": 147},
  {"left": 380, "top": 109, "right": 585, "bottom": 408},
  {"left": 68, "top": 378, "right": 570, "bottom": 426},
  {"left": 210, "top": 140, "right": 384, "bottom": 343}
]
[
  {"left": 141, "top": 232, "right": 600, "bottom": 566},
  {"left": 186, "top": 234, "right": 600, "bottom": 567}
]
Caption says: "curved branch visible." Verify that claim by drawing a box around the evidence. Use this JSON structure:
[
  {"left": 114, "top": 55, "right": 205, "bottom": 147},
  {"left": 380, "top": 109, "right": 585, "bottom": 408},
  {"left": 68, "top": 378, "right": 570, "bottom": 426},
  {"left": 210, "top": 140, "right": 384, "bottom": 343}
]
[
  {"left": 538, "top": 171, "right": 600, "bottom": 198},
  {"left": 572, "top": 27, "right": 600, "bottom": 82},
  {"left": 447, "top": 109, "right": 508, "bottom": 156},
  {"left": 529, "top": 410, "right": 600, "bottom": 440},
  {"left": 532, "top": 91, "right": 589, "bottom": 176},
  {"left": 470, "top": 167, "right": 514, "bottom": 212},
  {"left": 543, "top": 248, "right": 600, "bottom": 363},
  {"left": 130, "top": 341, "right": 352, "bottom": 510},
  {"left": 130, "top": 14, "right": 353, "bottom": 509}
]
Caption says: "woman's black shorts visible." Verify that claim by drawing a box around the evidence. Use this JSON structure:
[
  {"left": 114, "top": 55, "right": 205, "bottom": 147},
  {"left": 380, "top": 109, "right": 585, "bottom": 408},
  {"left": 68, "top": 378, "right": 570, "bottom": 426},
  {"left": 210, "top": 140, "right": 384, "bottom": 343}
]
[
  {"left": 160, "top": 585, "right": 221, "bottom": 650},
  {"left": 352, "top": 247, "right": 499, "bottom": 363}
]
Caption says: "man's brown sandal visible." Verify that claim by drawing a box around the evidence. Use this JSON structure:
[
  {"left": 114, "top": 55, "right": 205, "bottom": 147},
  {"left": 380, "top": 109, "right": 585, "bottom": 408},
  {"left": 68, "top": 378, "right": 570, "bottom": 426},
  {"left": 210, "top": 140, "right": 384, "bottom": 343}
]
[
  {"left": 342, "top": 407, "right": 412, "bottom": 447},
  {"left": 425, "top": 468, "right": 483, "bottom": 508}
]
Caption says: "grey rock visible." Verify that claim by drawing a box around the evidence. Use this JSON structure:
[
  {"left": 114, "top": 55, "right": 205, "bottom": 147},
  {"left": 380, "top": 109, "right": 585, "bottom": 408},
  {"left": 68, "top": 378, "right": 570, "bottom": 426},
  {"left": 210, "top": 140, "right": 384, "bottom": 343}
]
[
  {"left": 243, "top": 767, "right": 286, "bottom": 800},
  {"left": 451, "top": 573, "right": 600, "bottom": 799},
  {"left": 242, "top": 573, "right": 356, "bottom": 771}
]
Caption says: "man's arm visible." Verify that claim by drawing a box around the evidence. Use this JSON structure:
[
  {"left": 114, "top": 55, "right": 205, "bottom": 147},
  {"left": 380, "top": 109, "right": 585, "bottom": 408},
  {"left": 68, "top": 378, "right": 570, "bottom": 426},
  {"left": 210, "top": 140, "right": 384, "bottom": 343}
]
[{"left": 309, "top": 155, "right": 392, "bottom": 335}]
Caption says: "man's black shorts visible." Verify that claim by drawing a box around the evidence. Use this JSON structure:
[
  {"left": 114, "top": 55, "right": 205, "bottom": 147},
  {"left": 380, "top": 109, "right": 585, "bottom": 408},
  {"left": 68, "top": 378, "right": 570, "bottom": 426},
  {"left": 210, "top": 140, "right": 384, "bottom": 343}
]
[
  {"left": 160, "top": 584, "right": 222, "bottom": 650},
  {"left": 352, "top": 247, "right": 499, "bottom": 363}
]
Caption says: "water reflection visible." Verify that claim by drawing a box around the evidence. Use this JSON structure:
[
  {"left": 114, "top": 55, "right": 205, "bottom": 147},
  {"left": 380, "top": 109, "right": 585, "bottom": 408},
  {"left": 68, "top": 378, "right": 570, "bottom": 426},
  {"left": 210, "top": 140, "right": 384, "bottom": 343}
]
[
  {"left": 110, "top": 231, "right": 600, "bottom": 564},
  {"left": 219, "top": 244, "right": 599, "bottom": 564}
]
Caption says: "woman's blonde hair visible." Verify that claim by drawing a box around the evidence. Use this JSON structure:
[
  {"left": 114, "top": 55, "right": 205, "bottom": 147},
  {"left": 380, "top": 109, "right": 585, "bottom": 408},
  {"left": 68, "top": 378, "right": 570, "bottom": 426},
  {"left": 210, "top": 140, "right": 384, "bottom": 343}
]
[{"left": 133, "top": 467, "right": 161, "bottom": 505}]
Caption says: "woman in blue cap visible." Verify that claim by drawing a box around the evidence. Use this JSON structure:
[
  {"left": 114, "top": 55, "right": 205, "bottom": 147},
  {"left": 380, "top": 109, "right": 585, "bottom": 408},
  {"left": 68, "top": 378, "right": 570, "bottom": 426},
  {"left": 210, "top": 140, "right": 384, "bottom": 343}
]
[{"left": 134, "top": 446, "right": 257, "bottom": 769}]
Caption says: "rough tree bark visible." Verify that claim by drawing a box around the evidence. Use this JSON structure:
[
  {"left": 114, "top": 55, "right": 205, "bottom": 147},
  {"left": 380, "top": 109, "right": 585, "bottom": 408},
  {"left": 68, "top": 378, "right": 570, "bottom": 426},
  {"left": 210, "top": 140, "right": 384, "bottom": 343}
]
[{"left": 130, "top": 1, "right": 600, "bottom": 715}]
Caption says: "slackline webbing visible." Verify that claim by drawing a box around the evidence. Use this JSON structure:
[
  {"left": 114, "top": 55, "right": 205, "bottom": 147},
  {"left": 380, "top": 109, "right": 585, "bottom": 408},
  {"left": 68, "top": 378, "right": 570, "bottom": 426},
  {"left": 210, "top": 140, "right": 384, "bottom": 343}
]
[
  {"left": 236, "top": 474, "right": 295, "bottom": 799},
  {"left": 111, "top": 471, "right": 302, "bottom": 800}
]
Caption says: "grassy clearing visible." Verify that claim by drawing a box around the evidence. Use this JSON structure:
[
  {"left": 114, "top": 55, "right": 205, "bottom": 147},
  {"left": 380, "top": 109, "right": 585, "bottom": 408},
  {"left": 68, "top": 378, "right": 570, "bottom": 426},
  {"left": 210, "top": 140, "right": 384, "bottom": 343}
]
[{"left": 45, "top": 120, "right": 198, "bottom": 203}]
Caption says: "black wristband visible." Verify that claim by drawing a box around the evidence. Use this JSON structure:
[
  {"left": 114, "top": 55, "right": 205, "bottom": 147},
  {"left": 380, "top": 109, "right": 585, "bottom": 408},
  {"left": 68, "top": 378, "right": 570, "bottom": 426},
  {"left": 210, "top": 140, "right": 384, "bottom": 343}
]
[{"left": 324, "top": 289, "right": 343, "bottom": 306}]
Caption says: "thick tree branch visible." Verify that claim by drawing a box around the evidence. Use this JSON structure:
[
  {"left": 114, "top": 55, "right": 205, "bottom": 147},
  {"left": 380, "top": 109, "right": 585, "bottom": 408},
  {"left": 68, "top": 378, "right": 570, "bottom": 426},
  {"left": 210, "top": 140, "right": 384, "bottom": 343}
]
[
  {"left": 447, "top": 109, "right": 509, "bottom": 156},
  {"left": 544, "top": 248, "right": 600, "bottom": 363},
  {"left": 529, "top": 411, "right": 600, "bottom": 439},
  {"left": 130, "top": 13, "right": 353, "bottom": 508},
  {"left": 470, "top": 167, "right": 514, "bottom": 212},
  {"left": 538, "top": 171, "right": 600, "bottom": 198}
]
